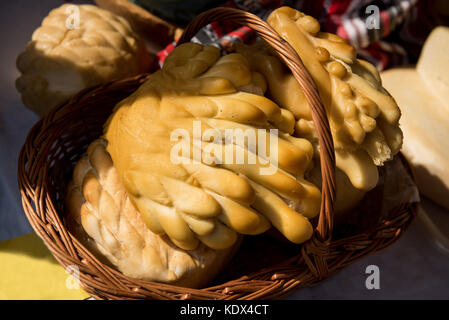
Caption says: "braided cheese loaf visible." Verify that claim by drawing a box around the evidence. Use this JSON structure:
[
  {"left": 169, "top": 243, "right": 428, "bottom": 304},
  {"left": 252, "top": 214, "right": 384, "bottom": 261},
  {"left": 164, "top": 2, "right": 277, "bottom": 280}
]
[
  {"left": 104, "top": 42, "right": 322, "bottom": 251},
  {"left": 16, "top": 4, "right": 150, "bottom": 116},
  {"left": 236, "top": 7, "right": 403, "bottom": 192},
  {"left": 66, "top": 139, "right": 238, "bottom": 286}
]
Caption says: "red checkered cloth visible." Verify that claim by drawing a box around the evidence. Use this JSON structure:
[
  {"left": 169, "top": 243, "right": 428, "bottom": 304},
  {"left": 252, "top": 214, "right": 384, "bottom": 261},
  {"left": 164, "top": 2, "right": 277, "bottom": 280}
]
[{"left": 152, "top": 0, "right": 449, "bottom": 71}]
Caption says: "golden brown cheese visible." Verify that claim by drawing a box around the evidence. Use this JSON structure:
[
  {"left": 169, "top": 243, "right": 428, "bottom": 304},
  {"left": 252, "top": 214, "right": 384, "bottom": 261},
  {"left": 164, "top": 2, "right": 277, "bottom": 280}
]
[
  {"left": 236, "top": 7, "right": 403, "bottom": 191},
  {"left": 104, "top": 43, "right": 321, "bottom": 250}
]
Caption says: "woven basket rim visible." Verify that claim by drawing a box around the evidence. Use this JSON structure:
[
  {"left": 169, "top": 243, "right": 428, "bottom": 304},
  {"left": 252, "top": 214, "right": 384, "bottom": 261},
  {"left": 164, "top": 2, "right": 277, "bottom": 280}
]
[{"left": 17, "top": 8, "right": 417, "bottom": 300}]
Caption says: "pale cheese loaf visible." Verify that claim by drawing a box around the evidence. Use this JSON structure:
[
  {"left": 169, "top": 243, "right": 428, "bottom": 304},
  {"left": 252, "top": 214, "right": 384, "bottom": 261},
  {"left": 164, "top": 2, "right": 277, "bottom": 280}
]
[
  {"left": 66, "top": 139, "right": 239, "bottom": 286},
  {"left": 381, "top": 26, "right": 449, "bottom": 209},
  {"left": 16, "top": 4, "right": 150, "bottom": 116}
]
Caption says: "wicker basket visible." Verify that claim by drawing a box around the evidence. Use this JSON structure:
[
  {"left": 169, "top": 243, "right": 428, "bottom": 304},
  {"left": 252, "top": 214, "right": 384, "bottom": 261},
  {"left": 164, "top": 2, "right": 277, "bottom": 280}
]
[{"left": 18, "top": 8, "right": 417, "bottom": 300}]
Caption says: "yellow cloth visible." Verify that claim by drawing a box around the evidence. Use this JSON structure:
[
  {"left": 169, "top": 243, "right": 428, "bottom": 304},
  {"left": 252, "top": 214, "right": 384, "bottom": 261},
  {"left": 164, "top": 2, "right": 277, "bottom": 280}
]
[{"left": 0, "top": 232, "right": 90, "bottom": 300}]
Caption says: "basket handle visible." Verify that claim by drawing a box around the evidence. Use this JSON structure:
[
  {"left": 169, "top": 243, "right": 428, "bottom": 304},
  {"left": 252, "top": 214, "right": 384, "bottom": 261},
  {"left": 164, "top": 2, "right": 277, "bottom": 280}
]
[{"left": 178, "top": 8, "right": 336, "bottom": 242}]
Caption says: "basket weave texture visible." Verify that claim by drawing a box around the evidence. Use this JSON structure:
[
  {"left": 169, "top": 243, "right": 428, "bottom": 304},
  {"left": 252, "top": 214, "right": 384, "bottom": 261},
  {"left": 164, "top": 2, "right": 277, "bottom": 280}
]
[{"left": 18, "top": 8, "right": 417, "bottom": 300}]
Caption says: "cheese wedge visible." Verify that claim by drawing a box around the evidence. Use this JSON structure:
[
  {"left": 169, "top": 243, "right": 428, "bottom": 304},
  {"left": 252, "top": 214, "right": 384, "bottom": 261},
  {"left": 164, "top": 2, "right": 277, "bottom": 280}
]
[
  {"left": 417, "top": 27, "right": 449, "bottom": 105},
  {"left": 381, "top": 26, "right": 449, "bottom": 209}
]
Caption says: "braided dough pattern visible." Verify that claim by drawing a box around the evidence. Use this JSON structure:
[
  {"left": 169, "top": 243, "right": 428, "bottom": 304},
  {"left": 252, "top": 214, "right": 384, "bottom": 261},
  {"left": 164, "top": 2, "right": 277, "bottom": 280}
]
[
  {"left": 16, "top": 4, "right": 150, "bottom": 116},
  {"left": 236, "top": 7, "right": 403, "bottom": 191},
  {"left": 104, "top": 43, "right": 322, "bottom": 250},
  {"left": 66, "top": 139, "right": 237, "bottom": 286}
]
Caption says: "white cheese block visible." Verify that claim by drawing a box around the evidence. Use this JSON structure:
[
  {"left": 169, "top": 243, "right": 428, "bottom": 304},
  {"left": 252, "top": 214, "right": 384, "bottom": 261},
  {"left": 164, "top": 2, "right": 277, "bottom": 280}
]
[
  {"left": 381, "top": 26, "right": 449, "bottom": 209},
  {"left": 381, "top": 68, "right": 449, "bottom": 209},
  {"left": 417, "top": 27, "right": 449, "bottom": 106}
]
